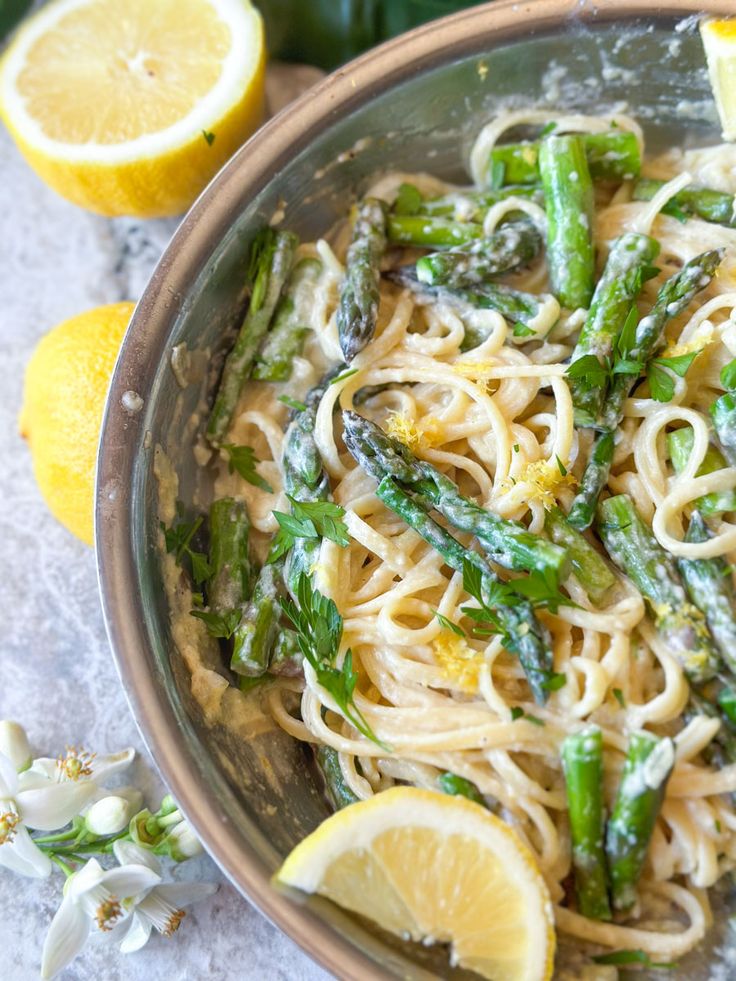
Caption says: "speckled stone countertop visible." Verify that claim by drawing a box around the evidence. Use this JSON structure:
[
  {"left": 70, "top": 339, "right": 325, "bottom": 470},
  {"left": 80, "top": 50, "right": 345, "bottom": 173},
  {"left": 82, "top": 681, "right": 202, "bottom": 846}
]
[{"left": 0, "top": 71, "right": 331, "bottom": 981}]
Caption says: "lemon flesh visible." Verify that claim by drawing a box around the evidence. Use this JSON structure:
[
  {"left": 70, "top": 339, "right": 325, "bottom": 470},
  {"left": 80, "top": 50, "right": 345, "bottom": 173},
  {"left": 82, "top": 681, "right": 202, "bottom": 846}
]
[
  {"left": 19, "top": 302, "right": 134, "bottom": 545},
  {"left": 277, "top": 787, "right": 555, "bottom": 981},
  {"left": 0, "top": 0, "right": 265, "bottom": 217},
  {"left": 701, "top": 18, "right": 736, "bottom": 141}
]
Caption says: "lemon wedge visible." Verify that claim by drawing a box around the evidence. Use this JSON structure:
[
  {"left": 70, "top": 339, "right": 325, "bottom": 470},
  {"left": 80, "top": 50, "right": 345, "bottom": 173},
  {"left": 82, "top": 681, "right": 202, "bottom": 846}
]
[
  {"left": 0, "top": 0, "right": 265, "bottom": 217},
  {"left": 701, "top": 18, "right": 736, "bottom": 141},
  {"left": 276, "top": 787, "right": 555, "bottom": 981}
]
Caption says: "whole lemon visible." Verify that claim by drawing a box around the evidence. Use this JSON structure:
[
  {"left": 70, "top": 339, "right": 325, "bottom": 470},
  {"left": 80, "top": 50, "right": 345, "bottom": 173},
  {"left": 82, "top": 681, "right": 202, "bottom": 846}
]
[{"left": 19, "top": 302, "right": 134, "bottom": 545}]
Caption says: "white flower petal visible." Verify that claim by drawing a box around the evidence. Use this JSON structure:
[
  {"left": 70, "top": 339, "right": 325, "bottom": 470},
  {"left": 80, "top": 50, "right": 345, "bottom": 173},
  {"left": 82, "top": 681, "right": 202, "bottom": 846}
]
[
  {"left": 68, "top": 858, "right": 105, "bottom": 900},
  {"left": 41, "top": 892, "right": 90, "bottom": 980},
  {"left": 18, "top": 781, "right": 97, "bottom": 830},
  {"left": 0, "top": 825, "right": 52, "bottom": 878},
  {"left": 100, "top": 864, "right": 160, "bottom": 900},
  {"left": 24, "top": 758, "right": 60, "bottom": 783},
  {"left": 118, "top": 911, "right": 153, "bottom": 954},
  {"left": 153, "top": 881, "right": 218, "bottom": 908},
  {"left": 113, "top": 839, "right": 161, "bottom": 875},
  {"left": 91, "top": 748, "right": 135, "bottom": 783},
  {"left": 0, "top": 722, "right": 31, "bottom": 772},
  {"left": 0, "top": 752, "right": 19, "bottom": 797}
]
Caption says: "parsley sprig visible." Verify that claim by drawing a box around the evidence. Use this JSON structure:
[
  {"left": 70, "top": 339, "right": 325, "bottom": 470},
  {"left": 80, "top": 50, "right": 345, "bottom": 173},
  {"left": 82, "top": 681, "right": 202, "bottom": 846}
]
[
  {"left": 281, "top": 574, "right": 387, "bottom": 747},
  {"left": 268, "top": 497, "right": 349, "bottom": 563},
  {"left": 222, "top": 444, "right": 274, "bottom": 493},
  {"left": 161, "top": 514, "right": 212, "bottom": 585},
  {"left": 190, "top": 608, "right": 242, "bottom": 639}
]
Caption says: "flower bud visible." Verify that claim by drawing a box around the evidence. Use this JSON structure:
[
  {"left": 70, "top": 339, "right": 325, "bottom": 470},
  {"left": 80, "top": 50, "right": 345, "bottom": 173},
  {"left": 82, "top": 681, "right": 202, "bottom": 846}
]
[
  {"left": 84, "top": 795, "right": 134, "bottom": 836},
  {"left": 0, "top": 720, "right": 31, "bottom": 772},
  {"left": 160, "top": 820, "right": 202, "bottom": 861}
]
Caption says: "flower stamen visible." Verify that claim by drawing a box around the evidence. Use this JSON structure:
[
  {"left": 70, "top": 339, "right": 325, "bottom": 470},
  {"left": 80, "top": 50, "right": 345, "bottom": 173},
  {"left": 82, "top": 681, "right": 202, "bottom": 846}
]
[
  {"left": 56, "top": 746, "right": 96, "bottom": 781},
  {"left": 0, "top": 810, "right": 20, "bottom": 845},
  {"left": 163, "top": 909, "right": 186, "bottom": 937},
  {"left": 95, "top": 896, "right": 123, "bottom": 932}
]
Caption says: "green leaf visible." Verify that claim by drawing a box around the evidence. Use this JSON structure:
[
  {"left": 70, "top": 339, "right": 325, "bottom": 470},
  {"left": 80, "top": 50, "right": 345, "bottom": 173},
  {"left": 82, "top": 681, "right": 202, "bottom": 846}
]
[
  {"left": 721, "top": 358, "right": 736, "bottom": 392},
  {"left": 488, "top": 157, "right": 505, "bottom": 190},
  {"left": 524, "top": 713, "right": 545, "bottom": 726},
  {"left": 329, "top": 367, "right": 360, "bottom": 386},
  {"left": 646, "top": 363, "right": 675, "bottom": 402},
  {"left": 190, "top": 608, "right": 241, "bottom": 639},
  {"left": 510, "top": 707, "right": 524, "bottom": 721},
  {"left": 222, "top": 444, "right": 274, "bottom": 493},
  {"left": 278, "top": 394, "right": 308, "bottom": 412},
  {"left": 612, "top": 358, "right": 644, "bottom": 376},
  {"left": 511, "top": 568, "right": 574, "bottom": 613},
  {"left": 513, "top": 444, "right": 520, "bottom": 453},
  {"left": 394, "top": 183, "right": 423, "bottom": 215},
  {"left": 512, "top": 322, "right": 535, "bottom": 338},
  {"left": 555, "top": 455, "right": 567, "bottom": 477},
  {"left": 541, "top": 671, "right": 566, "bottom": 692},
  {"left": 616, "top": 305, "right": 639, "bottom": 360},
  {"left": 290, "top": 498, "right": 349, "bottom": 547},
  {"left": 661, "top": 200, "right": 689, "bottom": 224},
  {"left": 202, "top": 129, "right": 216, "bottom": 146},
  {"left": 280, "top": 574, "right": 387, "bottom": 748},
  {"left": 566, "top": 354, "right": 610, "bottom": 391},
  {"left": 462, "top": 559, "right": 485, "bottom": 605},
  {"left": 653, "top": 350, "right": 699, "bottom": 377},
  {"left": 613, "top": 687, "right": 626, "bottom": 707},
  {"left": 434, "top": 612, "right": 465, "bottom": 637},
  {"left": 437, "top": 772, "right": 487, "bottom": 807},
  {"left": 592, "top": 950, "right": 677, "bottom": 969},
  {"left": 539, "top": 122, "right": 557, "bottom": 136},
  {"left": 189, "top": 549, "right": 213, "bottom": 585}
]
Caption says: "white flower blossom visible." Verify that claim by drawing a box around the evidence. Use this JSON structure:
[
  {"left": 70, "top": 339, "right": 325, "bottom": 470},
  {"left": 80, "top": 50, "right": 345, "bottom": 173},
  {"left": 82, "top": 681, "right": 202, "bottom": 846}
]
[
  {"left": 111, "top": 841, "right": 216, "bottom": 953},
  {"left": 41, "top": 857, "right": 161, "bottom": 980},
  {"left": 0, "top": 752, "right": 96, "bottom": 879},
  {"left": 20, "top": 746, "right": 135, "bottom": 791},
  {"left": 0, "top": 720, "right": 31, "bottom": 772},
  {"left": 84, "top": 795, "right": 138, "bottom": 836},
  {"left": 162, "top": 819, "right": 203, "bottom": 861}
]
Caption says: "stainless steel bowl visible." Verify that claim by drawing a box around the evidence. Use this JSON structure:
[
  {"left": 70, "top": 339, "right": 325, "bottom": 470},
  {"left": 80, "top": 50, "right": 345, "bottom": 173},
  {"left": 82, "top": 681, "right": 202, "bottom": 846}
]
[{"left": 97, "top": 2, "right": 736, "bottom": 977}]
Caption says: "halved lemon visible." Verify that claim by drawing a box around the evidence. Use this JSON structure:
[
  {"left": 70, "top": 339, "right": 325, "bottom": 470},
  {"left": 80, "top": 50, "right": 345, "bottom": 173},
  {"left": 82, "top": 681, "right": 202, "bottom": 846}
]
[
  {"left": 0, "top": 0, "right": 265, "bottom": 217},
  {"left": 276, "top": 787, "right": 555, "bottom": 981},
  {"left": 701, "top": 18, "right": 736, "bottom": 141}
]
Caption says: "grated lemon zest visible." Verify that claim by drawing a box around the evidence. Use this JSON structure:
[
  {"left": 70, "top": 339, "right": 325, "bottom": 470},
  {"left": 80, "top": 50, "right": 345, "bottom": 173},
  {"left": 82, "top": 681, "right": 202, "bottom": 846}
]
[
  {"left": 662, "top": 324, "right": 714, "bottom": 360},
  {"left": 385, "top": 412, "right": 445, "bottom": 450},
  {"left": 504, "top": 459, "right": 576, "bottom": 509},
  {"left": 433, "top": 631, "right": 483, "bottom": 693}
]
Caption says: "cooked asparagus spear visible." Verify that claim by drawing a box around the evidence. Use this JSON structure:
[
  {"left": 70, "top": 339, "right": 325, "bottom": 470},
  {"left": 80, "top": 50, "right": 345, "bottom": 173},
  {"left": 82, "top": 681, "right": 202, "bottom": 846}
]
[
  {"left": 633, "top": 178, "right": 736, "bottom": 227},
  {"left": 207, "top": 498, "right": 256, "bottom": 614},
  {"left": 668, "top": 427, "right": 736, "bottom": 516},
  {"left": 545, "top": 506, "right": 616, "bottom": 603},
  {"left": 605, "top": 731, "right": 675, "bottom": 912},
  {"left": 231, "top": 563, "right": 281, "bottom": 677},
  {"left": 487, "top": 130, "right": 641, "bottom": 186},
  {"left": 415, "top": 218, "right": 543, "bottom": 288},
  {"left": 207, "top": 229, "right": 298, "bottom": 446},
  {"left": 388, "top": 266, "right": 546, "bottom": 343},
  {"left": 282, "top": 373, "right": 337, "bottom": 594},
  {"left": 268, "top": 629, "right": 303, "bottom": 677},
  {"left": 677, "top": 511, "right": 736, "bottom": 674},
  {"left": 561, "top": 726, "right": 611, "bottom": 920},
  {"left": 711, "top": 393, "right": 736, "bottom": 466},
  {"left": 316, "top": 746, "right": 359, "bottom": 810},
  {"left": 601, "top": 249, "right": 724, "bottom": 433},
  {"left": 567, "top": 232, "right": 660, "bottom": 427},
  {"left": 597, "top": 494, "right": 720, "bottom": 682},
  {"left": 374, "top": 475, "right": 555, "bottom": 704},
  {"left": 342, "top": 410, "right": 568, "bottom": 579},
  {"left": 252, "top": 257, "right": 322, "bottom": 381},
  {"left": 337, "top": 198, "right": 388, "bottom": 362},
  {"left": 414, "top": 185, "right": 543, "bottom": 220},
  {"left": 438, "top": 772, "right": 489, "bottom": 808},
  {"left": 567, "top": 431, "right": 615, "bottom": 532},
  {"left": 538, "top": 135, "right": 596, "bottom": 310},
  {"left": 387, "top": 214, "right": 482, "bottom": 248},
  {"left": 567, "top": 251, "right": 723, "bottom": 528}
]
